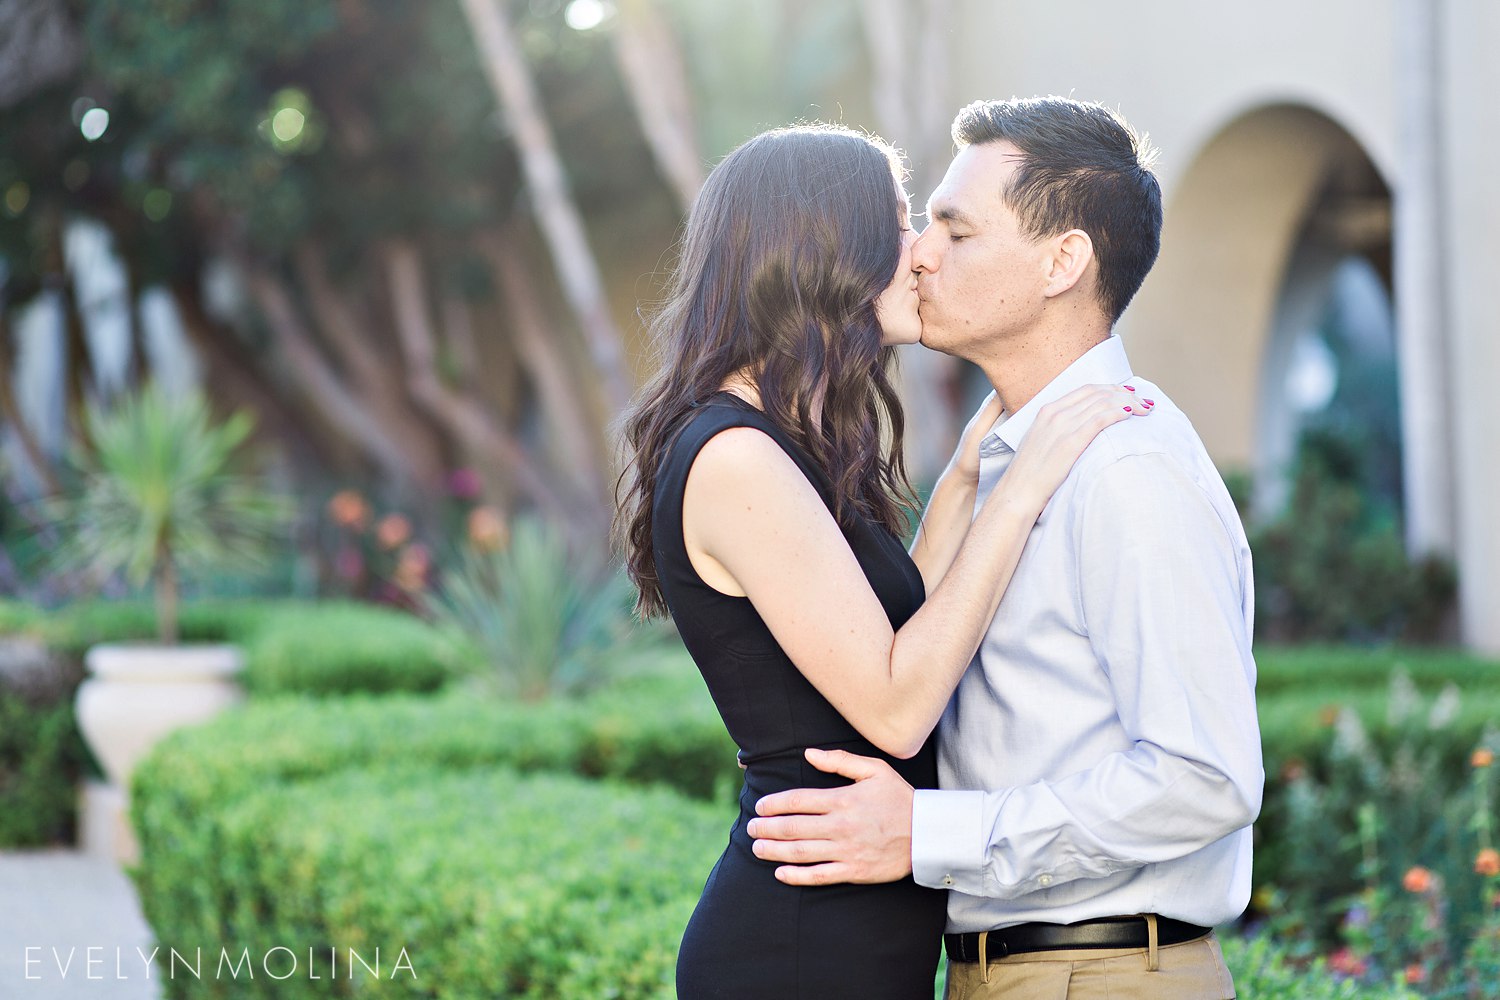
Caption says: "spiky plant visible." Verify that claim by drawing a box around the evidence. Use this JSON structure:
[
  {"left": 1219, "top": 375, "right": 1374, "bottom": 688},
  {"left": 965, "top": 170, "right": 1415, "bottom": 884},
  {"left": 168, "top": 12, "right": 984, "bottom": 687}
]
[{"left": 47, "top": 383, "right": 290, "bottom": 643}]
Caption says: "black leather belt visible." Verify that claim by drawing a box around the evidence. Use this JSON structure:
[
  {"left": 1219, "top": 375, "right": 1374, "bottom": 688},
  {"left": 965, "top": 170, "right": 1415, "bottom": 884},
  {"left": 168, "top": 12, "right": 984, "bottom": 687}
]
[{"left": 944, "top": 915, "right": 1211, "bottom": 963}]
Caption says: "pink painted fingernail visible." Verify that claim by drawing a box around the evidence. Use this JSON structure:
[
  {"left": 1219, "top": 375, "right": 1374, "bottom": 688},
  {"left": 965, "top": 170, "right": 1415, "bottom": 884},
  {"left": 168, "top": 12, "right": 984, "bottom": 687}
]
[
  {"left": 1143, "top": 399, "right": 1155, "bottom": 406},
  {"left": 1123, "top": 406, "right": 1132, "bottom": 412},
  {"left": 1124, "top": 385, "right": 1136, "bottom": 392}
]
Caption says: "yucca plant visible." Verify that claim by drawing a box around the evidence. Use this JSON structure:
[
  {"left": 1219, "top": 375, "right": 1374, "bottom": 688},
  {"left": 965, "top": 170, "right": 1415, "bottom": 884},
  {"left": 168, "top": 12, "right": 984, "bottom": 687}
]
[
  {"left": 425, "top": 515, "right": 657, "bottom": 701},
  {"left": 45, "top": 383, "right": 290, "bottom": 644}
]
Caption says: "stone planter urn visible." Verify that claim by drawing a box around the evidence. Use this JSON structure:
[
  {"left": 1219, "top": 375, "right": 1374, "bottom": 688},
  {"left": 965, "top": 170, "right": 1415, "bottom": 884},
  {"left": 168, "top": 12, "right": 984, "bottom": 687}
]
[{"left": 75, "top": 643, "right": 245, "bottom": 861}]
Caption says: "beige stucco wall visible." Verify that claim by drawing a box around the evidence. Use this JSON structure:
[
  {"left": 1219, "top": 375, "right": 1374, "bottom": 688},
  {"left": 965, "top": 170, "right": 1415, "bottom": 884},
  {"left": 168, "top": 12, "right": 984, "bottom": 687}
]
[
  {"left": 949, "top": 0, "right": 1500, "bottom": 653},
  {"left": 1442, "top": 1, "right": 1500, "bottom": 652},
  {"left": 950, "top": 0, "right": 1400, "bottom": 462}
]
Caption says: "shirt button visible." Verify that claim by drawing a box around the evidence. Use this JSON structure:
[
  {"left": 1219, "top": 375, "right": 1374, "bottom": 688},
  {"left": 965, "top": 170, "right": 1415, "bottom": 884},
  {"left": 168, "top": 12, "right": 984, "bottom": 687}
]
[
  {"left": 1038, "top": 875, "right": 1053, "bottom": 887},
  {"left": 943, "top": 875, "right": 955, "bottom": 887}
]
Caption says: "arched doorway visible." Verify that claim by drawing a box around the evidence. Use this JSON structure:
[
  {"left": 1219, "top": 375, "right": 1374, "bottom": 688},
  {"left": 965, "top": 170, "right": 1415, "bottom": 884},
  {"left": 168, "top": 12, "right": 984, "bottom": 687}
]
[{"left": 1125, "top": 103, "right": 1396, "bottom": 523}]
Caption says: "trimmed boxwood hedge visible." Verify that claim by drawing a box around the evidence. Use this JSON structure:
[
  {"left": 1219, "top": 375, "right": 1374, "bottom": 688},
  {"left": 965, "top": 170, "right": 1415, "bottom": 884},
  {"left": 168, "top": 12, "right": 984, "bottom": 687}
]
[
  {"left": 144, "top": 764, "right": 724, "bottom": 999},
  {"left": 0, "top": 598, "right": 461, "bottom": 847},
  {"left": 5, "top": 598, "right": 455, "bottom": 696},
  {"left": 236, "top": 601, "right": 454, "bottom": 696},
  {"left": 0, "top": 691, "right": 88, "bottom": 845},
  {"left": 130, "top": 676, "right": 739, "bottom": 977}
]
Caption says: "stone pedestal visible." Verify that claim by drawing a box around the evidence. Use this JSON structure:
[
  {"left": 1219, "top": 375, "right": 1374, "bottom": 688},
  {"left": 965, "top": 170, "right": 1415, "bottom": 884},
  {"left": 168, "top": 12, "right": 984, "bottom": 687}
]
[{"left": 78, "top": 779, "right": 140, "bottom": 865}]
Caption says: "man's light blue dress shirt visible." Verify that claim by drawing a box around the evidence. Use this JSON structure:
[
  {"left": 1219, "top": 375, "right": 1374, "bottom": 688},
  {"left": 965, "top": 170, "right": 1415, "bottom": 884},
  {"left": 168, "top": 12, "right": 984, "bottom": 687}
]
[{"left": 911, "top": 336, "right": 1265, "bottom": 932}]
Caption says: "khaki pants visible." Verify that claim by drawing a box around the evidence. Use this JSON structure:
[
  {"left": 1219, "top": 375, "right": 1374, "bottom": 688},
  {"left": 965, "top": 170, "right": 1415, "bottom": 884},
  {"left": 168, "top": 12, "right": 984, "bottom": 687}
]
[{"left": 943, "top": 930, "right": 1235, "bottom": 1000}]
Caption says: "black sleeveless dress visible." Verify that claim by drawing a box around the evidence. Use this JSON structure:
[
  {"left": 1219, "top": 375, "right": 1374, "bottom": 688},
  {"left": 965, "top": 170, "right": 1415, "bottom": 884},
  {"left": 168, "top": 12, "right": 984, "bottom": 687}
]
[{"left": 654, "top": 394, "right": 946, "bottom": 999}]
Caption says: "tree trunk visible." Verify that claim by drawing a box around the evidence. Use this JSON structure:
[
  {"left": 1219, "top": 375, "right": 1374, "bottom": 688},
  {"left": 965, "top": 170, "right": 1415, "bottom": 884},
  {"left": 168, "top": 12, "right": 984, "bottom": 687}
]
[
  {"left": 858, "top": 0, "right": 962, "bottom": 486},
  {"left": 477, "top": 227, "right": 608, "bottom": 512},
  {"left": 380, "top": 239, "right": 578, "bottom": 522},
  {"left": 242, "top": 260, "right": 447, "bottom": 495},
  {"left": 0, "top": 306, "right": 62, "bottom": 495},
  {"left": 458, "top": 0, "right": 635, "bottom": 416},
  {"left": 611, "top": 0, "right": 704, "bottom": 212},
  {"left": 154, "top": 546, "right": 179, "bottom": 645},
  {"left": 170, "top": 277, "right": 339, "bottom": 475}
]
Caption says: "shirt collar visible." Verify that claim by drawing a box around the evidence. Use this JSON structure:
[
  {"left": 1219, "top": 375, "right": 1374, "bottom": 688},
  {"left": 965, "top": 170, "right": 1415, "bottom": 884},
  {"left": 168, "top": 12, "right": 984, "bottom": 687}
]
[{"left": 987, "top": 336, "right": 1135, "bottom": 454}]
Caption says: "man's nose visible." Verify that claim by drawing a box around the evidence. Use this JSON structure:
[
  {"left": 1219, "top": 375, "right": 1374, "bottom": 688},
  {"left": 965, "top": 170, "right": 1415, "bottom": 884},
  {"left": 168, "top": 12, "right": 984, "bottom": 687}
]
[{"left": 910, "top": 229, "right": 937, "bottom": 274}]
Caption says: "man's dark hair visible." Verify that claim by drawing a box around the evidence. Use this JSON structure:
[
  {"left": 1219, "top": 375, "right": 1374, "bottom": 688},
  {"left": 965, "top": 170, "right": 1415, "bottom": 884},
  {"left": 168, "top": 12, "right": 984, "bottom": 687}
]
[{"left": 952, "top": 96, "right": 1163, "bottom": 323}]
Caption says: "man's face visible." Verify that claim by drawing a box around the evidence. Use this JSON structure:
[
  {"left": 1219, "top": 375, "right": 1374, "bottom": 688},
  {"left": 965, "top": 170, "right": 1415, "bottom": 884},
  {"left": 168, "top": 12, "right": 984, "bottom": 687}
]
[{"left": 911, "top": 142, "right": 1052, "bottom": 361}]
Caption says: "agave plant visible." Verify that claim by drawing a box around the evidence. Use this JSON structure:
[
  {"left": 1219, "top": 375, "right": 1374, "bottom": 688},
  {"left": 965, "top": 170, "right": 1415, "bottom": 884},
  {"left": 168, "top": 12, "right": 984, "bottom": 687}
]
[
  {"left": 46, "top": 383, "right": 290, "bottom": 643},
  {"left": 425, "top": 515, "right": 656, "bottom": 701}
]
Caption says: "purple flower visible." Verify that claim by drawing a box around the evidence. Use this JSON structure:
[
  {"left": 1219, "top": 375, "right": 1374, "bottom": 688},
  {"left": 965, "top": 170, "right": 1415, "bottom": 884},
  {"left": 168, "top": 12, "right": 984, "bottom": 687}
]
[
  {"left": 334, "top": 546, "right": 365, "bottom": 581},
  {"left": 447, "top": 467, "right": 482, "bottom": 500}
]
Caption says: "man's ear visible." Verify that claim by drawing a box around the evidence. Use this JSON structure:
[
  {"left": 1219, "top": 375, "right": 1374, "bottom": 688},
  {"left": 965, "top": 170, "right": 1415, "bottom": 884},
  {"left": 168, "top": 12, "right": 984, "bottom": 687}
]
[{"left": 1043, "top": 229, "right": 1094, "bottom": 299}]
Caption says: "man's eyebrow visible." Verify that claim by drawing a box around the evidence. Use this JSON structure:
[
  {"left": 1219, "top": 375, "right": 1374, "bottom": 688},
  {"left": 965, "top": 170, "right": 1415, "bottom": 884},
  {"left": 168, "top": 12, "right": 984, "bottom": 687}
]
[{"left": 928, "top": 204, "right": 977, "bottom": 228}]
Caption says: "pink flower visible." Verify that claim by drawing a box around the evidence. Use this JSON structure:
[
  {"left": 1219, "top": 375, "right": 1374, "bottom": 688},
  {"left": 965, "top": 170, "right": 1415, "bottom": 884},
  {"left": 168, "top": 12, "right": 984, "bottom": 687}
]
[
  {"left": 334, "top": 546, "right": 365, "bottom": 581},
  {"left": 447, "top": 467, "right": 482, "bottom": 500}
]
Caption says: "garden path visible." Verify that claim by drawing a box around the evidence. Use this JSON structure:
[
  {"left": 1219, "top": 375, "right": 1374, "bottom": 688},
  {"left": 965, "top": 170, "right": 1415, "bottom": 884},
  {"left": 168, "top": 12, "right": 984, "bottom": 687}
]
[{"left": 0, "top": 849, "right": 161, "bottom": 999}]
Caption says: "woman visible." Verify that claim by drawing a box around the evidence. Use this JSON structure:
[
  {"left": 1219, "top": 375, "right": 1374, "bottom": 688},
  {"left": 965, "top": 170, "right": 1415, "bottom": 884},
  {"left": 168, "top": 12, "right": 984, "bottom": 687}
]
[{"left": 616, "top": 124, "right": 1144, "bottom": 998}]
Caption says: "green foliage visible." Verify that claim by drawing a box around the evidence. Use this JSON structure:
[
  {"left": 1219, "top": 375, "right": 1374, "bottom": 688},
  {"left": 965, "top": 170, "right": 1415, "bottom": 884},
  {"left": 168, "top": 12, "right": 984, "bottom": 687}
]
[
  {"left": 143, "top": 764, "right": 723, "bottom": 999},
  {"left": 240, "top": 601, "right": 455, "bottom": 697},
  {"left": 426, "top": 517, "right": 663, "bottom": 701},
  {"left": 130, "top": 663, "right": 736, "bottom": 998},
  {"left": 1253, "top": 664, "right": 1500, "bottom": 994},
  {"left": 1219, "top": 933, "right": 1420, "bottom": 998},
  {"left": 44, "top": 385, "right": 290, "bottom": 642},
  {"left": 0, "top": 689, "right": 89, "bottom": 846},
  {"left": 1250, "top": 441, "right": 1456, "bottom": 644},
  {"left": 130, "top": 666, "right": 737, "bottom": 969}
]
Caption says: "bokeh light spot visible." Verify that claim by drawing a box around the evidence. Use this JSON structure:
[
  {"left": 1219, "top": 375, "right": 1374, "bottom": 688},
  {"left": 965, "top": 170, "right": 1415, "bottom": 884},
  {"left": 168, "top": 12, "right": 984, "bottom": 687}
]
[
  {"left": 143, "top": 189, "right": 173, "bottom": 222},
  {"left": 272, "top": 107, "right": 306, "bottom": 144},
  {"left": 80, "top": 107, "right": 110, "bottom": 141},
  {"left": 3, "top": 182, "right": 30, "bottom": 216},
  {"left": 564, "top": 0, "right": 609, "bottom": 31}
]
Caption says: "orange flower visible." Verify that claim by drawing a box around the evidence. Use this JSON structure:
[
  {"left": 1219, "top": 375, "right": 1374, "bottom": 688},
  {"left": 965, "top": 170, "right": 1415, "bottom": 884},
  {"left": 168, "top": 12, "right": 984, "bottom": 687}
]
[
  {"left": 1318, "top": 705, "right": 1340, "bottom": 727},
  {"left": 1328, "top": 948, "right": 1368, "bottom": 977},
  {"left": 328, "top": 490, "right": 371, "bottom": 531},
  {"left": 392, "top": 543, "right": 431, "bottom": 592},
  {"left": 376, "top": 513, "right": 412, "bottom": 550},
  {"left": 1403, "top": 866, "right": 1434, "bottom": 893},
  {"left": 1474, "top": 748, "right": 1495, "bottom": 769},
  {"left": 1477, "top": 849, "right": 1500, "bottom": 877},
  {"left": 1405, "top": 963, "right": 1426, "bottom": 985},
  {"left": 468, "top": 505, "right": 510, "bottom": 552}
]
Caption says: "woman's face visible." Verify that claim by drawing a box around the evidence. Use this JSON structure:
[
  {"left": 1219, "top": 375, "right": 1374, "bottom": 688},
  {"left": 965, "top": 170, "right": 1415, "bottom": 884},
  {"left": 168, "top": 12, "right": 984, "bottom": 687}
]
[{"left": 875, "top": 182, "right": 921, "bottom": 346}]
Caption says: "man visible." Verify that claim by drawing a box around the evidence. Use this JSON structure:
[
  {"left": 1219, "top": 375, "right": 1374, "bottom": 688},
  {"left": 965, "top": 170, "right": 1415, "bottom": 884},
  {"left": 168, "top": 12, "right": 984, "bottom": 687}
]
[{"left": 747, "top": 96, "right": 1263, "bottom": 999}]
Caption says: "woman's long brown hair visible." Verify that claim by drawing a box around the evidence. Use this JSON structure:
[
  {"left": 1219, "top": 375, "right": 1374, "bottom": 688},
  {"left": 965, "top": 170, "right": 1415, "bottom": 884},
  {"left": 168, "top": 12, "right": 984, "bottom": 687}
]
[{"left": 615, "top": 124, "right": 919, "bottom": 618}]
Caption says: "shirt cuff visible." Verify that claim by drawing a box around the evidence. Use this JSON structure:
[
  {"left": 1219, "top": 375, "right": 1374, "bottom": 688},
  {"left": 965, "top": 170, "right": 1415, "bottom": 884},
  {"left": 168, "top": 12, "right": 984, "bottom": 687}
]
[{"left": 911, "top": 789, "right": 987, "bottom": 892}]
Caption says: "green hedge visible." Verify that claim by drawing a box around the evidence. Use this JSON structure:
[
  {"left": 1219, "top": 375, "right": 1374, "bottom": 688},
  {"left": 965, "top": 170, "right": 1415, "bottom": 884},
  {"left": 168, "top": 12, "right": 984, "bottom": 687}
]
[
  {"left": 0, "top": 690, "right": 89, "bottom": 845},
  {"left": 0, "top": 598, "right": 461, "bottom": 847},
  {"left": 131, "top": 676, "right": 738, "bottom": 972},
  {"left": 1219, "top": 934, "right": 1418, "bottom": 999},
  {"left": 3, "top": 597, "right": 457, "bottom": 696},
  {"left": 237, "top": 602, "right": 454, "bottom": 696},
  {"left": 1257, "top": 646, "right": 1500, "bottom": 697},
  {"left": 145, "top": 764, "right": 724, "bottom": 999}
]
